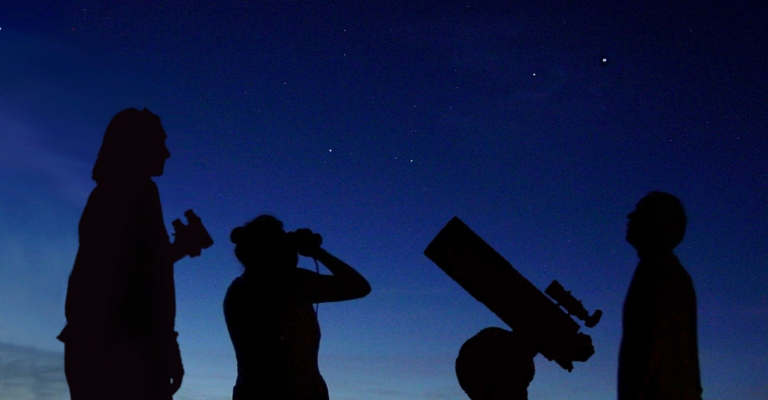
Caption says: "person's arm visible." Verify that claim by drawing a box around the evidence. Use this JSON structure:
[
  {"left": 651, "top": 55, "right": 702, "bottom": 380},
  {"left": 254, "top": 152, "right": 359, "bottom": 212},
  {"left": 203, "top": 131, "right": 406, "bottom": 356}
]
[{"left": 296, "top": 245, "right": 371, "bottom": 303}]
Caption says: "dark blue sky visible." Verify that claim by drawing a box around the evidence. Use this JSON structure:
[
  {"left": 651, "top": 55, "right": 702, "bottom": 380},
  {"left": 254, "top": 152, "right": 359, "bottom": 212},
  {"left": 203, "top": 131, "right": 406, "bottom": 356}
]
[{"left": 2, "top": 1, "right": 767, "bottom": 399}]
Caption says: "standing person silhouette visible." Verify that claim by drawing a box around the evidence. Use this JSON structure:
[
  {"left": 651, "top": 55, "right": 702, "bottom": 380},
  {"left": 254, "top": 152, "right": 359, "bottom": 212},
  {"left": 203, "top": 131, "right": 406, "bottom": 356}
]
[
  {"left": 58, "top": 108, "right": 210, "bottom": 400},
  {"left": 618, "top": 191, "right": 702, "bottom": 399},
  {"left": 224, "top": 215, "right": 371, "bottom": 400}
]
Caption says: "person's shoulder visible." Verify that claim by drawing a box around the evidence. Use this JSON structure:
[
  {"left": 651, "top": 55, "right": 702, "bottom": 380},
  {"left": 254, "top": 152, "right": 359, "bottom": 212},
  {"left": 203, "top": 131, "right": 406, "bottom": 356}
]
[
  {"left": 670, "top": 258, "right": 695, "bottom": 289},
  {"left": 225, "top": 276, "right": 247, "bottom": 295},
  {"left": 658, "top": 255, "right": 691, "bottom": 280},
  {"left": 224, "top": 276, "right": 248, "bottom": 305},
  {"left": 228, "top": 275, "right": 248, "bottom": 289}
]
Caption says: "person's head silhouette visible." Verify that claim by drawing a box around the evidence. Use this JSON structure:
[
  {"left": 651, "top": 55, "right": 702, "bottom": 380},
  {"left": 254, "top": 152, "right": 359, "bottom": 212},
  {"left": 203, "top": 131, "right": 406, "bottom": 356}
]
[
  {"left": 92, "top": 108, "right": 170, "bottom": 183},
  {"left": 626, "top": 191, "right": 687, "bottom": 257},
  {"left": 230, "top": 215, "right": 298, "bottom": 273}
]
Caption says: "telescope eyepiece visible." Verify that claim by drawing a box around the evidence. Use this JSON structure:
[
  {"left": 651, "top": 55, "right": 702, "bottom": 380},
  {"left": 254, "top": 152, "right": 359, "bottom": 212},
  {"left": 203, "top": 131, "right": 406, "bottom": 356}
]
[{"left": 545, "top": 280, "right": 602, "bottom": 328}]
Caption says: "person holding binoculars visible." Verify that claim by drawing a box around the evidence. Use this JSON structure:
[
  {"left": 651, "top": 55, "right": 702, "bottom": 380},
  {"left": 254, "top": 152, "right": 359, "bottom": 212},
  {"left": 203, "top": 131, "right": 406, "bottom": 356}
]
[
  {"left": 58, "top": 108, "right": 212, "bottom": 400},
  {"left": 224, "top": 215, "right": 371, "bottom": 400}
]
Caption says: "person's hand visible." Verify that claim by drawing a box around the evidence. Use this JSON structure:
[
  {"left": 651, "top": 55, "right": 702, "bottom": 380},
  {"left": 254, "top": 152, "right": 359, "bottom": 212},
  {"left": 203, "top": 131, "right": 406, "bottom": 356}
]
[
  {"left": 171, "top": 210, "right": 214, "bottom": 259},
  {"left": 171, "top": 222, "right": 201, "bottom": 260},
  {"left": 166, "top": 333, "right": 185, "bottom": 395},
  {"left": 169, "top": 364, "right": 184, "bottom": 395}
]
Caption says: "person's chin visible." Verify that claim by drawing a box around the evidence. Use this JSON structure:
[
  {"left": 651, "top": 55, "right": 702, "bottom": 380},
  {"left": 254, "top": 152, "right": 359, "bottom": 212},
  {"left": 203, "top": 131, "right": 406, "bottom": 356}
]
[{"left": 625, "top": 232, "right": 637, "bottom": 246}]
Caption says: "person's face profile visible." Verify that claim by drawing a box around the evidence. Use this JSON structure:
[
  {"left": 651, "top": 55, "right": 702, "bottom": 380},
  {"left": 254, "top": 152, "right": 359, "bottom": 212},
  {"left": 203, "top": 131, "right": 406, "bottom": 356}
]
[
  {"left": 625, "top": 208, "right": 642, "bottom": 246},
  {"left": 625, "top": 201, "right": 656, "bottom": 249},
  {"left": 145, "top": 127, "right": 171, "bottom": 177}
]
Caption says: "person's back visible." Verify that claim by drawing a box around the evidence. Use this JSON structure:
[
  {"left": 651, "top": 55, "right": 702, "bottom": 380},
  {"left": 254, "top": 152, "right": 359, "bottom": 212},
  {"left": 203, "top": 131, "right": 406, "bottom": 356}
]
[{"left": 618, "top": 191, "right": 702, "bottom": 400}]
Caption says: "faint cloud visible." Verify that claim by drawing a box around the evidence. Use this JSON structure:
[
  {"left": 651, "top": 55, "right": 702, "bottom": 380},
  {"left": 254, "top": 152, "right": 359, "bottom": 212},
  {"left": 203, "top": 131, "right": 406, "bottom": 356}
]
[
  {"left": 0, "top": 115, "right": 86, "bottom": 350},
  {"left": 0, "top": 114, "right": 93, "bottom": 207},
  {"left": 0, "top": 343, "right": 67, "bottom": 400},
  {"left": 0, "top": 343, "right": 236, "bottom": 400},
  {"left": 743, "top": 305, "right": 768, "bottom": 317}
]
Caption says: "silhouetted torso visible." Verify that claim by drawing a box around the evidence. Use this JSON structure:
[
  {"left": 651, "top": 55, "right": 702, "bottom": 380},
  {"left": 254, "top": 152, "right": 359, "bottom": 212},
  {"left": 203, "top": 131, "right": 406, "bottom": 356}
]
[
  {"left": 63, "top": 179, "right": 175, "bottom": 340},
  {"left": 224, "top": 215, "right": 370, "bottom": 399},
  {"left": 618, "top": 254, "right": 701, "bottom": 400},
  {"left": 224, "top": 270, "right": 329, "bottom": 400},
  {"left": 59, "top": 178, "right": 176, "bottom": 400}
]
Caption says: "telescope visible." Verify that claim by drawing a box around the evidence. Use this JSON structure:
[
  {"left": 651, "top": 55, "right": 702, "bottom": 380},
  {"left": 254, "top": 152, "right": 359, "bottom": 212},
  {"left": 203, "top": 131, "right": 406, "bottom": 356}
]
[{"left": 424, "top": 217, "right": 601, "bottom": 371}]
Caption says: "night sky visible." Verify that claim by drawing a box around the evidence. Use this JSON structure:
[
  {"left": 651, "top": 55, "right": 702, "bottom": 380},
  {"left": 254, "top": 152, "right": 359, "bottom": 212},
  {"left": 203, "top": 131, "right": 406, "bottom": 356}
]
[{"left": 1, "top": 1, "right": 767, "bottom": 399}]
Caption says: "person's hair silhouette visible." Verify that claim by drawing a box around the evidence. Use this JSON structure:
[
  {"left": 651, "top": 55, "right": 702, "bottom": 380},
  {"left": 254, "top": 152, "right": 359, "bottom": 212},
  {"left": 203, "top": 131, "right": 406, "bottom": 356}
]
[
  {"left": 618, "top": 191, "right": 702, "bottom": 399},
  {"left": 92, "top": 108, "right": 170, "bottom": 182},
  {"left": 224, "top": 215, "right": 371, "bottom": 400},
  {"left": 58, "top": 108, "right": 209, "bottom": 400}
]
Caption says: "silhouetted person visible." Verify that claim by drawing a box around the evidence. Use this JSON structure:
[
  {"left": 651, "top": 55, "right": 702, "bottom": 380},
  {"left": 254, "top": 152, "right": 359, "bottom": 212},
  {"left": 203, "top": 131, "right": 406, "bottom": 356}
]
[
  {"left": 618, "top": 191, "right": 702, "bottom": 399},
  {"left": 224, "top": 215, "right": 371, "bottom": 400},
  {"left": 58, "top": 108, "right": 210, "bottom": 400},
  {"left": 455, "top": 327, "right": 537, "bottom": 400}
]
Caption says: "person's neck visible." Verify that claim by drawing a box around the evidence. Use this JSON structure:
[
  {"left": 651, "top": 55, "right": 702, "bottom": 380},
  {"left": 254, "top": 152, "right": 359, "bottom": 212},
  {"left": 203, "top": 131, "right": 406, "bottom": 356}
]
[
  {"left": 637, "top": 248, "right": 675, "bottom": 262},
  {"left": 98, "top": 175, "right": 151, "bottom": 185}
]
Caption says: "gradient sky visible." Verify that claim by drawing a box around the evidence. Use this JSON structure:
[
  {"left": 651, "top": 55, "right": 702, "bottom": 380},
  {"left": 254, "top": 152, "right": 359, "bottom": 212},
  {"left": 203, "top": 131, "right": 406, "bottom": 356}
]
[{"left": 1, "top": 1, "right": 767, "bottom": 399}]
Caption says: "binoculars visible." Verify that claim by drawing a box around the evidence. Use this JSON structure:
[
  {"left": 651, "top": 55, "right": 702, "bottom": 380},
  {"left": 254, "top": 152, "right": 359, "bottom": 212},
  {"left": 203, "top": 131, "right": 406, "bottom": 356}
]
[
  {"left": 285, "top": 229, "right": 323, "bottom": 254},
  {"left": 172, "top": 209, "right": 214, "bottom": 257}
]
